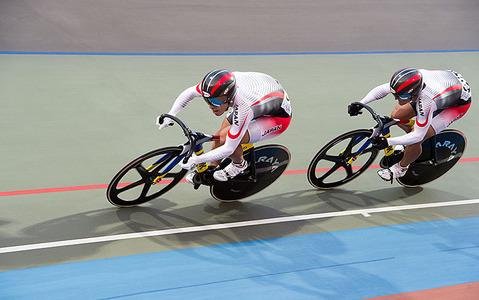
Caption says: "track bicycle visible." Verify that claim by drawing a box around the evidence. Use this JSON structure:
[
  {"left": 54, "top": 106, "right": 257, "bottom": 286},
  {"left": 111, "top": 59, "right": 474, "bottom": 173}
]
[
  {"left": 107, "top": 114, "right": 291, "bottom": 207},
  {"left": 307, "top": 102, "right": 466, "bottom": 189}
]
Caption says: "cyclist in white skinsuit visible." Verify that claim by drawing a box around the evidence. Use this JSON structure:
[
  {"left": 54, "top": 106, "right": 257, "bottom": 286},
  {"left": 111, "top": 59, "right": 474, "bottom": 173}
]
[
  {"left": 157, "top": 69, "right": 292, "bottom": 182},
  {"left": 348, "top": 68, "right": 472, "bottom": 181}
]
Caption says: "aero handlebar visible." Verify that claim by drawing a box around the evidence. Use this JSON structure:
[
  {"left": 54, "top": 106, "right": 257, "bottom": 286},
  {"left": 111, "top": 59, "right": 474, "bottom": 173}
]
[
  {"left": 351, "top": 102, "right": 385, "bottom": 137},
  {"left": 159, "top": 114, "right": 197, "bottom": 163}
]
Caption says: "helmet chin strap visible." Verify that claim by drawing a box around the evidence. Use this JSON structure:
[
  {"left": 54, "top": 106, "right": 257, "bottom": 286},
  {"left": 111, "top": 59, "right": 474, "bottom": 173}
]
[{"left": 228, "top": 95, "right": 236, "bottom": 106}]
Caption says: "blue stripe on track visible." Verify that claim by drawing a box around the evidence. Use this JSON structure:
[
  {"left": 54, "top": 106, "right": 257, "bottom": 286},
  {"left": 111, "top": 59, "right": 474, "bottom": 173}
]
[
  {"left": 1, "top": 217, "right": 478, "bottom": 299},
  {"left": 1, "top": 49, "right": 479, "bottom": 56}
]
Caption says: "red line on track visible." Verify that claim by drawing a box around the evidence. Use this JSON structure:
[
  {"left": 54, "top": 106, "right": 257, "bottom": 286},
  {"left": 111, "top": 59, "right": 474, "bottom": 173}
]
[
  {"left": 364, "top": 281, "right": 479, "bottom": 300},
  {"left": 1, "top": 157, "right": 478, "bottom": 197}
]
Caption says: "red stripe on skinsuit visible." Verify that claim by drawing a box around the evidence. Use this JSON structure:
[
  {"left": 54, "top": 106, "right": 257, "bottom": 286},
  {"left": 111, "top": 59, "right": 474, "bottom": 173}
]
[
  {"left": 228, "top": 113, "right": 249, "bottom": 139},
  {"left": 432, "top": 84, "right": 462, "bottom": 100},
  {"left": 251, "top": 92, "right": 284, "bottom": 106}
]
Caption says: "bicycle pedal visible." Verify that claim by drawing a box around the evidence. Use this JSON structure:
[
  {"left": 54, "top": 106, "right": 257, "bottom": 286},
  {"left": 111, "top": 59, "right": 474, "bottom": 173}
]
[
  {"left": 380, "top": 151, "right": 404, "bottom": 169},
  {"left": 377, "top": 169, "right": 395, "bottom": 184}
]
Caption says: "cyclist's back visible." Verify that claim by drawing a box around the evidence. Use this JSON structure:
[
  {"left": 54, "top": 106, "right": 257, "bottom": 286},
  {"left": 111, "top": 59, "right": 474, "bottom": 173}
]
[
  {"left": 230, "top": 71, "right": 291, "bottom": 119},
  {"left": 419, "top": 69, "right": 471, "bottom": 110}
]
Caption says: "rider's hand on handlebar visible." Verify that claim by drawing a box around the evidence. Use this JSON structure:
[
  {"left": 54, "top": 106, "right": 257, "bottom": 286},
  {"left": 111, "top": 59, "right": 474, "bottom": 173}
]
[
  {"left": 371, "top": 136, "right": 389, "bottom": 150},
  {"left": 156, "top": 115, "right": 174, "bottom": 130},
  {"left": 180, "top": 154, "right": 199, "bottom": 170},
  {"left": 348, "top": 103, "right": 363, "bottom": 116}
]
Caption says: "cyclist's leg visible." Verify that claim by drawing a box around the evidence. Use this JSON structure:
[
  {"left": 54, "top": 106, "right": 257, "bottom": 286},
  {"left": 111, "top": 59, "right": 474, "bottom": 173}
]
[
  {"left": 211, "top": 116, "right": 250, "bottom": 165},
  {"left": 391, "top": 100, "right": 416, "bottom": 133},
  {"left": 218, "top": 115, "right": 290, "bottom": 172},
  {"left": 399, "top": 102, "right": 471, "bottom": 168},
  {"left": 210, "top": 117, "right": 233, "bottom": 166},
  {"left": 379, "top": 100, "right": 422, "bottom": 180},
  {"left": 247, "top": 116, "right": 291, "bottom": 143},
  {"left": 378, "top": 126, "right": 435, "bottom": 182},
  {"left": 380, "top": 101, "right": 471, "bottom": 181},
  {"left": 211, "top": 124, "right": 250, "bottom": 182},
  {"left": 213, "top": 115, "right": 291, "bottom": 169},
  {"left": 391, "top": 99, "right": 422, "bottom": 167},
  {"left": 399, "top": 126, "right": 436, "bottom": 167},
  {"left": 216, "top": 116, "right": 290, "bottom": 178},
  {"left": 431, "top": 102, "right": 471, "bottom": 134},
  {"left": 228, "top": 130, "right": 250, "bottom": 164}
]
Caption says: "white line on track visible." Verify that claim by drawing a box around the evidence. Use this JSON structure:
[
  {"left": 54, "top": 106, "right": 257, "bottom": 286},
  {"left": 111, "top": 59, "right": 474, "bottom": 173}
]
[{"left": 1, "top": 199, "right": 478, "bottom": 254}]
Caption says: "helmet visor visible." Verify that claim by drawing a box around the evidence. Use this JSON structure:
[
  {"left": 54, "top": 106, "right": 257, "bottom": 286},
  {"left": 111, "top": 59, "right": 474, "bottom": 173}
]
[
  {"left": 203, "top": 96, "right": 227, "bottom": 107},
  {"left": 393, "top": 92, "right": 414, "bottom": 100}
]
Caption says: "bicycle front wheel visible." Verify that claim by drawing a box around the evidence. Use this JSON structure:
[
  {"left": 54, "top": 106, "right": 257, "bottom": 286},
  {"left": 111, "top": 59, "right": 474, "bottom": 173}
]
[
  {"left": 107, "top": 146, "right": 187, "bottom": 207},
  {"left": 307, "top": 129, "right": 379, "bottom": 189}
]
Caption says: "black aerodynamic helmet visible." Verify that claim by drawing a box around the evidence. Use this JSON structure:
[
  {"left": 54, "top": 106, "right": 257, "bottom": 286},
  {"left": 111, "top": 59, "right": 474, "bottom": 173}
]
[
  {"left": 200, "top": 69, "right": 237, "bottom": 107},
  {"left": 390, "top": 68, "right": 423, "bottom": 100}
]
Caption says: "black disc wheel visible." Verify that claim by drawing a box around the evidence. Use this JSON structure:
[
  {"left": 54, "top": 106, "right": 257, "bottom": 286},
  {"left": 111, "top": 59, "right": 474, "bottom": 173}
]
[
  {"left": 210, "top": 145, "right": 291, "bottom": 202},
  {"left": 307, "top": 129, "right": 379, "bottom": 189},
  {"left": 107, "top": 146, "right": 187, "bottom": 207},
  {"left": 398, "top": 129, "right": 466, "bottom": 187}
]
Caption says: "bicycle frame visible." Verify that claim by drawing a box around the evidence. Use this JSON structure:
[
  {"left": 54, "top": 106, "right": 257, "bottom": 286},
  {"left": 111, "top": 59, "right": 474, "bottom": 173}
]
[
  {"left": 346, "top": 102, "right": 415, "bottom": 164},
  {"left": 107, "top": 114, "right": 291, "bottom": 205},
  {"left": 149, "top": 138, "right": 215, "bottom": 184},
  {"left": 152, "top": 114, "right": 258, "bottom": 186},
  {"left": 346, "top": 119, "right": 415, "bottom": 164}
]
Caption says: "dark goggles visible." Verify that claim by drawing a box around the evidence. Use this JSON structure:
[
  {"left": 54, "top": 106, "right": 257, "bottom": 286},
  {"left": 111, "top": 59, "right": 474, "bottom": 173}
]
[
  {"left": 393, "top": 93, "right": 414, "bottom": 100},
  {"left": 203, "top": 96, "right": 227, "bottom": 107}
]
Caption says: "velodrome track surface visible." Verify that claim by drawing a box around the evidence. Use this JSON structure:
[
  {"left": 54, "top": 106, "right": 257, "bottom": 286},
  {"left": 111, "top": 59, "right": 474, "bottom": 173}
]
[{"left": 1, "top": 1, "right": 479, "bottom": 299}]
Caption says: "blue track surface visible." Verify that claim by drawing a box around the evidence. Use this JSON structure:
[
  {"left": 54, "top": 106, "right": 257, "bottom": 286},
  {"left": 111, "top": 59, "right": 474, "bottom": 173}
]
[{"left": 1, "top": 217, "right": 478, "bottom": 299}]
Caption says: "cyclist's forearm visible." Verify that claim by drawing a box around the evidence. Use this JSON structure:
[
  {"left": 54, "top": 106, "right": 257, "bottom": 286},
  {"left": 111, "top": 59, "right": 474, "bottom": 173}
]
[
  {"left": 387, "top": 124, "right": 428, "bottom": 146},
  {"left": 167, "top": 85, "right": 199, "bottom": 115},
  {"left": 197, "top": 144, "right": 236, "bottom": 163},
  {"left": 360, "top": 83, "right": 390, "bottom": 104},
  {"left": 197, "top": 132, "right": 243, "bottom": 163}
]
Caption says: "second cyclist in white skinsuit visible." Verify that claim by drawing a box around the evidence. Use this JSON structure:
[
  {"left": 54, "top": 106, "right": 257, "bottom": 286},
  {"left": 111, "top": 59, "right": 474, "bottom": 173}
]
[
  {"left": 157, "top": 69, "right": 292, "bottom": 182},
  {"left": 348, "top": 68, "right": 472, "bottom": 181}
]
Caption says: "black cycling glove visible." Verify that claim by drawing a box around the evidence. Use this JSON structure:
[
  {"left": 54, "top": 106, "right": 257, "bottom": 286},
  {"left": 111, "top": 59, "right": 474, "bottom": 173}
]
[
  {"left": 372, "top": 136, "right": 389, "bottom": 150},
  {"left": 348, "top": 103, "right": 362, "bottom": 116}
]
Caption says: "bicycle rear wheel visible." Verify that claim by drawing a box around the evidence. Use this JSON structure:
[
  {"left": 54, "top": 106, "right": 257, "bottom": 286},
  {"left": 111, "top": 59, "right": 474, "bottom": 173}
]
[
  {"left": 398, "top": 129, "right": 466, "bottom": 187},
  {"left": 308, "top": 129, "right": 379, "bottom": 189},
  {"left": 210, "top": 145, "right": 291, "bottom": 202},
  {"left": 107, "top": 146, "right": 187, "bottom": 207}
]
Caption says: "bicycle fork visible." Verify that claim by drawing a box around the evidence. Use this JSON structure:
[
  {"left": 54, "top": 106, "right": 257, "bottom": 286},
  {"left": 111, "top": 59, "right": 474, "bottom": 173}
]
[
  {"left": 147, "top": 144, "right": 205, "bottom": 185},
  {"left": 345, "top": 128, "right": 395, "bottom": 165},
  {"left": 150, "top": 152, "right": 185, "bottom": 184},
  {"left": 191, "top": 143, "right": 258, "bottom": 187},
  {"left": 382, "top": 128, "right": 395, "bottom": 157},
  {"left": 194, "top": 145, "right": 209, "bottom": 173}
]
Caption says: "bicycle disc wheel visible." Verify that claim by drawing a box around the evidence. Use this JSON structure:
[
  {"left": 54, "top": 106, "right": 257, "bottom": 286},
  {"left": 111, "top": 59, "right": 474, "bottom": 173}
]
[
  {"left": 398, "top": 129, "right": 466, "bottom": 187},
  {"left": 107, "top": 146, "right": 187, "bottom": 207},
  {"left": 210, "top": 145, "right": 291, "bottom": 202},
  {"left": 307, "top": 129, "right": 379, "bottom": 189}
]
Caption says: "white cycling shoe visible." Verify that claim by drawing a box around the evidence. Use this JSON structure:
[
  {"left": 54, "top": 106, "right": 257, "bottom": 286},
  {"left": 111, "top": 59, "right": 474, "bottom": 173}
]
[
  {"left": 377, "top": 162, "right": 408, "bottom": 182},
  {"left": 185, "top": 172, "right": 197, "bottom": 185},
  {"left": 213, "top": 160, "right": 247, "bottom": 182}
]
